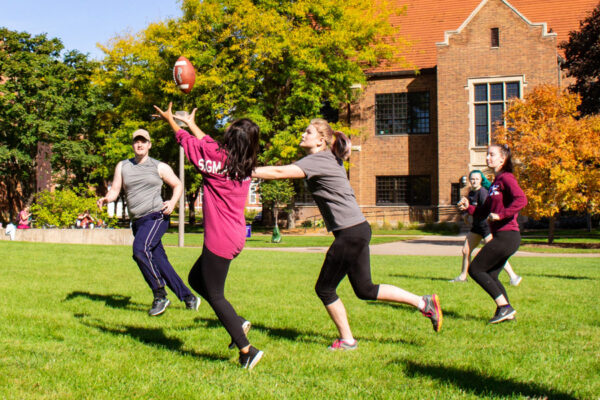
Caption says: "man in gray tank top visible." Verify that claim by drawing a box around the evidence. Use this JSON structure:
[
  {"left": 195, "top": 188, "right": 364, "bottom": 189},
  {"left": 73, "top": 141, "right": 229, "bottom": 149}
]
[{"left": 97, "top": 129, "right": 199, "bottom": 316}]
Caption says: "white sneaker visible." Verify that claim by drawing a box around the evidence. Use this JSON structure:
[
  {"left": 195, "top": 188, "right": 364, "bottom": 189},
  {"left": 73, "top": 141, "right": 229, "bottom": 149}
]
[{"left": 510, "top": 275, "right": 522, "bottom": 286}]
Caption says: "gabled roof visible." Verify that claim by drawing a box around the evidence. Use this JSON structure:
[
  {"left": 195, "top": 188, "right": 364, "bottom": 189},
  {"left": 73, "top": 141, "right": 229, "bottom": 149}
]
[{"left": 372, "top": 0, "right": 598, "bottom": 72}]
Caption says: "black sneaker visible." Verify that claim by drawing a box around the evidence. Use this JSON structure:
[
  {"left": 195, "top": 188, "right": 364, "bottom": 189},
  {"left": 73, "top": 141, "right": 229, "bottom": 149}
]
[
  {"left": 489, "top": 305, "right": 516, "bottom": 324},
  {"left": 229, "top": 320, "right": 252, "bottom": 350},
  {"left": 421, "top": 294, "right": 443, "bottom": 332},
  {"left": 239, "top": 346, "right": 263, "bottom": 370},
  {"left": 185, "top": 296, "right": 201, "bottom": 311},
  {"left": 148, "top": 297, "right": 170, "bottom": 316}
]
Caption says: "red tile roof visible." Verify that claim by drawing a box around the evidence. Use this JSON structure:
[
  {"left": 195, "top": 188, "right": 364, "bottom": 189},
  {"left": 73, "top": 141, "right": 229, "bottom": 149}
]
[{"left": 372, "top": 0, "right": 599, "bottom": 72}]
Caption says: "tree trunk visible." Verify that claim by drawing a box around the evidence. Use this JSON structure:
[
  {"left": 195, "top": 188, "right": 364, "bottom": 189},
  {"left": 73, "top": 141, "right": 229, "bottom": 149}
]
[
  {"left": 273, "top": 206, "right": 279, "bottom": 229},
  {"left": 548, "top": 214, "right": 556, "bottom": 244},
  {"left": 287, "top": 208, "right": 295, "bottom": 229},
  {"left": 586, "top": 211, "right": 592, "bottom": 232}
]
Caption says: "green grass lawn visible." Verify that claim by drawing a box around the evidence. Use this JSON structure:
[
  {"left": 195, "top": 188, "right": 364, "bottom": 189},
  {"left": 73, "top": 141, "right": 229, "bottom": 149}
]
[
  {"left": 162, "top": 232, "right": 413, "bottom": 248},
  {"left": 1, "top": 241, "right": 598, "bottom": 399}
]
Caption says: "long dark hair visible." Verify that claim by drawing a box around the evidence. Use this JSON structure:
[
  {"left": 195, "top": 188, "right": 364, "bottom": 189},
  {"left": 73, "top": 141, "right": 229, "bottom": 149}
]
[
  {"left": 491, "top": 143, "right": 513, "bottom": 173},
  {"left": 310, "top": 118, "right": 352, "bottom": 160},
  {"left": 221, "top": 118, "right": 260, "bottom": 182}
]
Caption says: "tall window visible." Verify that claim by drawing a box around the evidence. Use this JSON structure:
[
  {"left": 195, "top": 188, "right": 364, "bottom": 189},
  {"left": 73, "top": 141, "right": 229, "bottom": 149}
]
[
  {"left": 451, "top": 183, "right": 461, "bottom": 205},
  {"left": 473, "top": 81, "right": 520, "bottom": 146},
  {"left": 375, "top": 92, "right": 430, "bottom": 135},
  {"left": 376, "top": 176, "right": 431, "bottom": 205},
  {"left": 491, "top": 28, "right": 500, "bottom": 47}
]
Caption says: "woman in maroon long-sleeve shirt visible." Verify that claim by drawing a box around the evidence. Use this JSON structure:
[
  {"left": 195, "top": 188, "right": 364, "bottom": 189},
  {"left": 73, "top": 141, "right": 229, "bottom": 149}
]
[{"left": 458, "top": 144, "right": 527, "bottom": 324}]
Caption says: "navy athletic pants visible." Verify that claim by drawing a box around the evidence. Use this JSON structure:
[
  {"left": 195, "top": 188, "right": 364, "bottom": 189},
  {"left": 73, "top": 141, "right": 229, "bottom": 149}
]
[{"left": 131, "top": 211, "right": 193, "bottom": 301}]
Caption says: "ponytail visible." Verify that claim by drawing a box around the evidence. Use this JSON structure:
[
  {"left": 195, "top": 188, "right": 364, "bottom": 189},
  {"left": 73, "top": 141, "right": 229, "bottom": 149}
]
[
  {"left": 332, "top": 131, "right": 352, "bottom": 160},
  {"left": 309, "top": 118, "right": 352, "bottom": 161}
]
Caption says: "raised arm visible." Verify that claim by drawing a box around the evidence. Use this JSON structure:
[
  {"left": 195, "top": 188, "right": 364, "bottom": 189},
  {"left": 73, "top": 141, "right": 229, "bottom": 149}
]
[
  {"left": 97, "top": 162, "right": 123, "bottom": 209},
  {"left": 252, "top": 165, "right": 306, "bottom": 180},
  {"left": 153, "top": 102, "right": 206, "bottom": 140},
  {"left": 158, "top": 162, "right": 183, "bottom": 215}
]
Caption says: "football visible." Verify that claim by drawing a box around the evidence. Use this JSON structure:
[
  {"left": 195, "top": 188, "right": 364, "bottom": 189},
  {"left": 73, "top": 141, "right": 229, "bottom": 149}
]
[{"left": 173, "top": 56, "right": 195, "bottom": 94}]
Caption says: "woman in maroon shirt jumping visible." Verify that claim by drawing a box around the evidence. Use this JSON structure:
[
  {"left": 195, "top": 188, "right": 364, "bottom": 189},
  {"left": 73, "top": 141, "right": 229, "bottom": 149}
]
[{"left": 458, "top": 144, "right": 527, "bottom": 324}]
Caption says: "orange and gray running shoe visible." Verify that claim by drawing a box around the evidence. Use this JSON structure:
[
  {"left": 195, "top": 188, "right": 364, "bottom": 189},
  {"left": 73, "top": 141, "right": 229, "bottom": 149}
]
[{"left": 421, "top": 294, "right": 443, "bottom": 332}]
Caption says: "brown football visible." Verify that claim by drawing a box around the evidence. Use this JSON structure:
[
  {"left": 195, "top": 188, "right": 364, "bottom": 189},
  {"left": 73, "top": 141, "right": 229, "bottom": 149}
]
[{"left": 173, "top": 56, "right": 196, "bottom": 94}]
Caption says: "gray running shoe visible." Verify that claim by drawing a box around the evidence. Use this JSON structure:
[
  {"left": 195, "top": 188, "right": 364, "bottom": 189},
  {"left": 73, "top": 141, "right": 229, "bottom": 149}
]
[
  {"left": 185, "top": 295, "right": 201, "bottom": 311},
  {"left": 421, "top": 294, "right": 443, "bottom": 332},
  {"left": 148, "top": 298, "right": 170, "bottom": 316},
  {"left": 449, "top": 276, "right": 468, "bottom": 283},
  {"left": 328, "top": 339, "right": 358, "bottom": 351},
  {"left": 509, "top": 275, "right": 522, "bottom": 286},
  {"left": 489, "top": 305, "right": 516, "bottom": 324}
]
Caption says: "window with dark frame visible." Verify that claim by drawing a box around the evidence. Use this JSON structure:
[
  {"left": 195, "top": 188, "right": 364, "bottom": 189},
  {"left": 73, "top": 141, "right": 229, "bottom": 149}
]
[
  {"left": 375, "top": 92, "right": 430, "bottom": 135},
  {"left": 293, "top": 180, "right": 315, "bottom": 205},
  {"left": 451, "top": 183, "right": 461, "bottom": 205},
  {"left": 376, "top": 176, "right": 431, "bottom": 206},
  {"left": 473, "top": 81, "right": 520, "bottom": 146},
  {"left": 491, "top": 27, "right": 500, "bottom": 47}
]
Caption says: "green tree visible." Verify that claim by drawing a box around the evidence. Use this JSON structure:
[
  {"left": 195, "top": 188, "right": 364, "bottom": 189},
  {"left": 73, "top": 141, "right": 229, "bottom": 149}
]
[
  {"left": 258, "top": 179, "right": 295, "bottom": 229},
  {"left": 0, "top": 28, "right": 111, "bottom": 220},
  {"left": 95, "top": 0, "right": 407, "bottom": 221},
  {"left": 560, "top": 3, "right": 600, "bottom": 116}
]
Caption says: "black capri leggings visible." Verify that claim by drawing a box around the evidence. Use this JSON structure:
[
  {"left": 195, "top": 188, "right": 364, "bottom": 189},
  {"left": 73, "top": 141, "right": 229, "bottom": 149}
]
[
  {"left": 468, "top": 230, "right": 521, "bottom": 302},
  {"left": 188, "top": 246, "right": 249, "bottom": 350},
  {"left": 315, "top": 221, "right": 380, "bottom": 305}
]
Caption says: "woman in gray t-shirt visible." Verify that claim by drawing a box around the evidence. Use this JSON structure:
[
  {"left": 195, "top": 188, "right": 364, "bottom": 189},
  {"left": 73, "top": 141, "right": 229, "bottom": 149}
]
[{"left": 253, "top": 118, "right": 443, "bottom": 351}]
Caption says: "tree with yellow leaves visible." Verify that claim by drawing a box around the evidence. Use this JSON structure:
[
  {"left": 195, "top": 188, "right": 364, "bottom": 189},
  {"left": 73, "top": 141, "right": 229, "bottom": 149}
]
[{"left": 495, "top": 85, "right": 600, "bottom": 243}]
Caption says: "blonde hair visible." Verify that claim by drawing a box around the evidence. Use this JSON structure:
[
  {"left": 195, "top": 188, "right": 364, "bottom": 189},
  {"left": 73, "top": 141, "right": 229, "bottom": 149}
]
[{"left": 309, "top": 118, "right": 352, "bottom": 160}]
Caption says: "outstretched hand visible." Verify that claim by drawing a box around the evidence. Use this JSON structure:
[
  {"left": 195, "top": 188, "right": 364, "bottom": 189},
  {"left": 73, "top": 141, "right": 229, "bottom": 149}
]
[
  {"left": 153, "top": 102, "right": 174, "bottom": 121},
  {"left": 172, "top": 108, "right": 198, "bottom": 127}
]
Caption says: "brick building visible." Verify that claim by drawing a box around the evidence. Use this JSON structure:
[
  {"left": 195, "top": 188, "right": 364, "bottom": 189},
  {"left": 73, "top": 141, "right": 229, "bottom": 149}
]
[{"left": 296, "top": 0, "right": 597, "bottom": 226}]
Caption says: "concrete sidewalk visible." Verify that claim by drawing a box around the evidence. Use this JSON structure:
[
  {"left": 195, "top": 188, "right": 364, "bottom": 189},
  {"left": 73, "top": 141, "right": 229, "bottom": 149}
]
[{"left": 246, "top": 234, "right": 600, "bottom": 258}]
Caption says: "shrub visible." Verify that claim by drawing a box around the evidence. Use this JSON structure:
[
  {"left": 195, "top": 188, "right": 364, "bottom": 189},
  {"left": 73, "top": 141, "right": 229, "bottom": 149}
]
[
  {"left": 244, "top": 209, "right": 260, "bottom": 225},
  {"left": 30, "top": 188, "right": 115, "bottom": 228},
  {"left": 423, "top": 221, "right": 460, "bottom": 235}
]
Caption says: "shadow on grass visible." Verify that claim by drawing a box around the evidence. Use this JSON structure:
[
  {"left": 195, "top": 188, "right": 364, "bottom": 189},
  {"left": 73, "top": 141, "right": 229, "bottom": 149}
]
[
  {"left": 389, "top": 274, "right": 450, "bottom": 282},
  {"left": 367, "top": 302, "right": 489, "bottom": 323},
  {"left": 74, "top": 314, "right": 228, "bottom": 362},
  {"left": 525, "top": 273, "right": 596, "bottom": 281},
  {"left": 64, "top": 291, "right": 146, "bottom": 311},
  {"left": 407, "top": 239, "right": 464, "bottom": 246},
  {"left": 399, "top": 359, "right": 577, "bottom": 400},
  {"left": 192, "top": 316, "right": 421, "bottom": 346}
]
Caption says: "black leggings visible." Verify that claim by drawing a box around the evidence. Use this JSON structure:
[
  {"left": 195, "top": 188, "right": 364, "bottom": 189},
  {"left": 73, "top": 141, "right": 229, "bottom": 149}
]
[
  {"left": 188, "top": 246, "right": 249, "bottom": 349},
  {"left": 315, "top": 221, "right": 380, "bottom": 305},
  {"left": 469, "top": 230, "right": 521, "bottom": 302}
]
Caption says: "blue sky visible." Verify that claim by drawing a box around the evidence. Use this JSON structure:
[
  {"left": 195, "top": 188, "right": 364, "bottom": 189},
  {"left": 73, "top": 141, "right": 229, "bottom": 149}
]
[{"left": 1, "top": 0, "right": 182, "bottom": 59}]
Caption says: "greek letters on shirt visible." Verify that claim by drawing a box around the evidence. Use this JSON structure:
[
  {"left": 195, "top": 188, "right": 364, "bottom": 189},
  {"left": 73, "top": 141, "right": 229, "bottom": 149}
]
[{"left": 196, "top": 158, "right": 224, "bottom": 175}]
